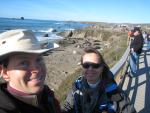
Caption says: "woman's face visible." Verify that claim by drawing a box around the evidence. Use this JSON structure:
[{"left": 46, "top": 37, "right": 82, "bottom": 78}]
[
  {"left": 82, "top": 53, "right": 103, "bottom": 84},
  {"left": 2, "top": 53, "right": 46, "bottom": 94}
]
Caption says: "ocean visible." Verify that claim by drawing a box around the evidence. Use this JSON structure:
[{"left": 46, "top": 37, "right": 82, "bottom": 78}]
[{"left": 0, "top": 17, "right": 89, "bottom": 41}]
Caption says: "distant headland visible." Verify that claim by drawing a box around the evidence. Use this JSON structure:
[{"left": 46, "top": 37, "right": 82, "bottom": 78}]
[{"left": 12, "top": 17, "right": 24, "bottom": 20}]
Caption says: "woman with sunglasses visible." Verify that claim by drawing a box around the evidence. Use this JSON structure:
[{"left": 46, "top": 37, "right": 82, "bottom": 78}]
[{"left": 62, "top": 47, "right": 136, "bottom": 113}]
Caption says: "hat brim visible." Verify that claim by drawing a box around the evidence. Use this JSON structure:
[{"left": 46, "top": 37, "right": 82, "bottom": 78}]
[{"left": 0, "top": 43, "right": 59, "bottom": 62}]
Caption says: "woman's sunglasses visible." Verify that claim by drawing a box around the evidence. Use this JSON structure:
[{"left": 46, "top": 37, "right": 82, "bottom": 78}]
[{"left": 82, "top": 62, "right": 103, "bottom": 69}]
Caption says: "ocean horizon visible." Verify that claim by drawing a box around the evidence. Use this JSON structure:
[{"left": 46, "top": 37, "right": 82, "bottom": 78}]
[{"left": 0, "top": 17, "right": 89, "bottom": 41}]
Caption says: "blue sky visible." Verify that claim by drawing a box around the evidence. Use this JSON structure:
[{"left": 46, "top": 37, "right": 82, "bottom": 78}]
[{"left": 0, "top": 0, "right": 150, "bottom": 23}]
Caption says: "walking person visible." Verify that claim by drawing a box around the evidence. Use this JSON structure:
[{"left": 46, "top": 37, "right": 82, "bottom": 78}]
[
  {"left": 146, "top": 34, "right": 150, "bottom": 50},
  {"left": 127, "top": 29, "right": 134, "bottom": 46},
  {"left": 129, "top": 28, "right": 144, "bottom": 77},
  {"left": 62, "top": 47, "right": 136, "bottom": 113},
  {"left": 142, "top": 31, "right": 148, "bottom": 44},
  {"left": 0, "top": 29, "right": 61, "bottom": 113}
]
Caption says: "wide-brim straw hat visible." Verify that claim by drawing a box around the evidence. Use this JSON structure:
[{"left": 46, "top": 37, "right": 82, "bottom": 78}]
[{"left": 0, "top": 29, "right": 59, "bottom": 61}]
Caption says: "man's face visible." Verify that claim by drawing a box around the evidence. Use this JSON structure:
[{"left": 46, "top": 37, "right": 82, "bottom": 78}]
[
  {"left": 134, "top": 30, "right": 140, "bottom": 36},
  {"left": 3, "top": 53, "right": 46, "bottom": 94},
  {"left": 82, "top": 53, "right": 103, "bottom": 84}
]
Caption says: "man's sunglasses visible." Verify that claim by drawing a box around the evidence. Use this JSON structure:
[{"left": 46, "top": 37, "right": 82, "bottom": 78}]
[{"left": 82, "top": 62, "right": 103, "bottom": 69}]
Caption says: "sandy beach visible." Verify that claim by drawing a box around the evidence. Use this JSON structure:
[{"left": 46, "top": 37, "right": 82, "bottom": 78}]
[{"left": 44, "top": 43, "right": 83, "bottom": 90}]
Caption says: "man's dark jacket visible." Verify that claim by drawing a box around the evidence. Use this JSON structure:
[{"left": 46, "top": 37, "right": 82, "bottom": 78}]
[
  {"left": 130, "top": 34, "right": 143, "bottom": 54},
  {"left": 0, "top": 83, "right": 61, "bottom": 113}
]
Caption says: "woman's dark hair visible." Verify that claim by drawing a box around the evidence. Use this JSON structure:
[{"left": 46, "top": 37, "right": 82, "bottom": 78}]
[{"left": 81, "top": 47, "right": 110, "bottom": 78}]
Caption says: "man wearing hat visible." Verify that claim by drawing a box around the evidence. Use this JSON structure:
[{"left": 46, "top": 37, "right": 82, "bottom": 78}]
[{"left": 0, "top": 29, "right": 61, "bottom": 113}]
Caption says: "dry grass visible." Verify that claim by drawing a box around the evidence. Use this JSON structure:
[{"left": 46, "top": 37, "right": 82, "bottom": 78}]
[{"left": 55, "top": 68, "right": 82, "bottom": 105}]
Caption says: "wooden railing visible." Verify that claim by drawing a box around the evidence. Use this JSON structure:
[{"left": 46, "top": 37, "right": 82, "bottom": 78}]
[{"left": 110, "top": 46, "right": 130, "bottom": 86}]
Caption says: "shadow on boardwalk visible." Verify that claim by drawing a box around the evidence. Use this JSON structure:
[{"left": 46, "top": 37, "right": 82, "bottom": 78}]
[{"left": 122, "top": 49, "right": 150, "bottom": 113}]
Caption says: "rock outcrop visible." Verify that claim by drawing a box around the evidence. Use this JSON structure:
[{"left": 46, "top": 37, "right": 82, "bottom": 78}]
[
  {"left": 20, "top": 17, "right": 24, "bottom": 20},
  {"left": 57, "top": 24, "right": 118, "bottom": 50}
]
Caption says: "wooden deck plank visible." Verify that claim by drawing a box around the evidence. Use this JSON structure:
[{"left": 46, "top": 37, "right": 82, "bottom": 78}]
[{"left": 122, "top": 50, "right": 150, "bottom": 113}]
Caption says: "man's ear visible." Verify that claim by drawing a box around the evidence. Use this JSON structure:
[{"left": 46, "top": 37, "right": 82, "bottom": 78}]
[{"left": 0, "top": 65, "right": 10, "bottom": 82}]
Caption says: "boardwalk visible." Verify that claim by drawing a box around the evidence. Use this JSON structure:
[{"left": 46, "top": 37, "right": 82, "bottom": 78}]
[{"left": 122, "top": 48, "right": 150, "bottom": 113}]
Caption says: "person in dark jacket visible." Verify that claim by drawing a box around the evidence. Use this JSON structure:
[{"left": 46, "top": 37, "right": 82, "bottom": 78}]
[
  {"left": 62, "top": 47, "right": 136, "bottom": 113},
  {"left": 0, "top": 29, "right": 60, "bottom": 113},
  {"left": 129, "top": 28, "right": 144, "bottom": 77}
]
